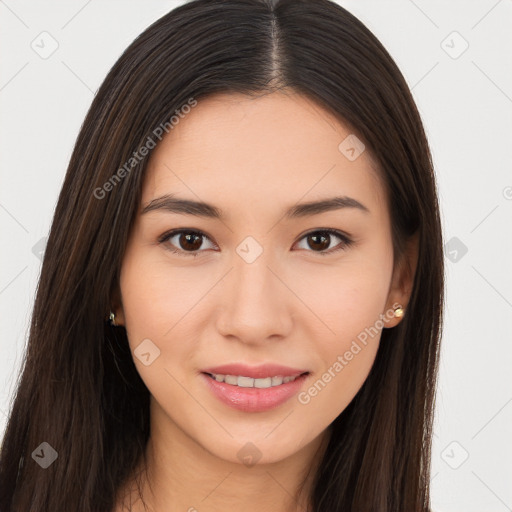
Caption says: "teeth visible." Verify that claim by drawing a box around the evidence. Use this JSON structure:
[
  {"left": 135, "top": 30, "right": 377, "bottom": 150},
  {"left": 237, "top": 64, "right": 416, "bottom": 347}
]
[
  {"left": 254, "top": 377, "right": 272, "bottom": 388},
  {"left": 238, "top": 376, "right": 254, "bottom": 388},
  {"left": 224, "top": 375, "right": 238, "bottom": 385},
  {"left": 271, "top": 376, "right": 282, "bottom": 386},
  {"left": 209, "top": 373, "right": 302, "bottom": 388}
]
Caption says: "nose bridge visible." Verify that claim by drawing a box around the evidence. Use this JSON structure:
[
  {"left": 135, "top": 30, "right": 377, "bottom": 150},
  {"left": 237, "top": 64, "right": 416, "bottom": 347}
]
[{"left": 216, "top": 246, "right": 292, "bottom": 342}]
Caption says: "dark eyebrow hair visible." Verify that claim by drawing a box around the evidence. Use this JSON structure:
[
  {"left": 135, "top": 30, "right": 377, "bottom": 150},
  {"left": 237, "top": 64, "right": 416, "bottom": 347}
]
[{"left": 141, "top": 194, "right": 370, "bottom": 219}]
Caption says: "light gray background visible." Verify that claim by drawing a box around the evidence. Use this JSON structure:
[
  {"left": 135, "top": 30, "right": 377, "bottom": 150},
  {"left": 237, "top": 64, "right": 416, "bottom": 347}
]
[{"left": 1, "top": 1, "right": 511, "bottom": 511}]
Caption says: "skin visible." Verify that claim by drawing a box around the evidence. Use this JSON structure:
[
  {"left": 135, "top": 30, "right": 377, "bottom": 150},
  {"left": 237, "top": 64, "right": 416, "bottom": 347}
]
[{"left": 112, "top": 90, "right": 418, "bottom": 512}]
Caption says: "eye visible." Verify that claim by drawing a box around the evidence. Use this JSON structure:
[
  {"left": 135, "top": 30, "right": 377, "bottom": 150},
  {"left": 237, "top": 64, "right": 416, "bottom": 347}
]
[
  {"left": 294, "top": 229, "right": 353, "bottom": 255},
  {"left": 158, "top": 228, "right": 353, "bottom": 258},
  {"left": 158, "top": 229, "right": 216, "bottom": 257}
]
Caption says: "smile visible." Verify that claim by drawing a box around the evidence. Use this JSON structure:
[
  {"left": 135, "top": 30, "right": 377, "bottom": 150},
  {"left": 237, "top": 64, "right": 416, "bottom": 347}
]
[
  {"left": 206, "top": 373, "right": 304, "bottom": 388},
  {"left": 201, "top": 371, "right": 310, "bottom": 412}
]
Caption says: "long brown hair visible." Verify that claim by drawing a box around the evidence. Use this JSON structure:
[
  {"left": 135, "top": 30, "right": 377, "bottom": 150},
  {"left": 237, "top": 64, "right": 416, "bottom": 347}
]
[{"left": 0, "top": 0, "right": 444, "bottom": 510}]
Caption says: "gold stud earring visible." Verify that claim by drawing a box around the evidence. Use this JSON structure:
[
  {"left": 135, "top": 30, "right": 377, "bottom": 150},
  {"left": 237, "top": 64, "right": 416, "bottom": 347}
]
[{"left": 393, "top": 306, "right": 404, "bottom": 318}]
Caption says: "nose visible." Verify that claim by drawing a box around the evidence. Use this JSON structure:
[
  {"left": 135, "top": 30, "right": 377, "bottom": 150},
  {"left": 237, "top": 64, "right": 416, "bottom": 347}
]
[{"left": 215, "top": 251, "right": 294, "bottom": 346}]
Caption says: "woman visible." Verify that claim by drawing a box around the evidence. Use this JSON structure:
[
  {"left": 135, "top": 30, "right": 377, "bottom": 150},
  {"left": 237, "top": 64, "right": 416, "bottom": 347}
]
[{"left": 0, "top": 0, "right": 444, "bottom": 510}]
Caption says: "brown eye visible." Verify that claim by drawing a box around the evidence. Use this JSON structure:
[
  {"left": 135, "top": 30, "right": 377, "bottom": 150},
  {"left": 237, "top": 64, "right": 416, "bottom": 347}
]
[
  {"left": 159, "top": 229, "right": 216, "bottom": 256},
  {"left": 177, "top": 232, "right": 203, "bottom": 251},
  {"left": 159, "top": 228, "right": 353, "bottom": 258},
  {"left": 295, "top": 229, "right": 353, "bottom": 255},
  {"left": 306, "top": 233, "right": 331, "bottom": 251}
]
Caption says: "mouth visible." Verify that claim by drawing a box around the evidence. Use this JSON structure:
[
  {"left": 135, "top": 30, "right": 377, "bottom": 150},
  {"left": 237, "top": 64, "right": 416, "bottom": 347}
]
[
  {"left": 203, "top": 371, "right": 310, "bottom": 388},
  {"left": 200, "top": 366, "right": 311, "bottom": 412}
]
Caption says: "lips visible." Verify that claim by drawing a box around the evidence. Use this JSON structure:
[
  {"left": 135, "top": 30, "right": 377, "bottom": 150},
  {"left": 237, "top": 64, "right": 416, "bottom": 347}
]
[{"left": 200, "top": 363, "right": 310, "bottom": 412}]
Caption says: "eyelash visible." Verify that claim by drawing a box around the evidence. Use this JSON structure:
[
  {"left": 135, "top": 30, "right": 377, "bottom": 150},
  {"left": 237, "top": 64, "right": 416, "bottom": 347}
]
[{"left": 157, "top": 228, "right": 354, "bottom": 258}]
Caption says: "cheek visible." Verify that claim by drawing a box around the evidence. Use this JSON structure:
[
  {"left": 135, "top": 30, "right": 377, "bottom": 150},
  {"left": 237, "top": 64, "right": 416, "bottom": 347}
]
[
  {"left": 295, "top": 285, "right": 385, "bottom": 432},
  {"left": 292, "top": 248, "right": 392, "bottom": 422},
  {"left": 118, "top": 254, "right": 208, "bottom": 415},
  {"left": 295, "top": 242, "right": 392, "bottom": 340},
  {"left": 118, "top": 247, "right": 201, "bottom": 363}
]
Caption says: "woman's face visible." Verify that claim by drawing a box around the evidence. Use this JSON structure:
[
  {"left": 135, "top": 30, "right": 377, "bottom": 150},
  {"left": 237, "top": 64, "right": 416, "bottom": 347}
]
[{"left": 117, "top": 91, "right": 409, "bottom": 465}]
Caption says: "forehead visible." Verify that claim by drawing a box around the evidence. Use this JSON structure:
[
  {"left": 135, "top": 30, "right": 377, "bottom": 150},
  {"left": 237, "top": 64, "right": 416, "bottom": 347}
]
[{"left": 142, "top": 91, "right": 386, "bottom": 221}]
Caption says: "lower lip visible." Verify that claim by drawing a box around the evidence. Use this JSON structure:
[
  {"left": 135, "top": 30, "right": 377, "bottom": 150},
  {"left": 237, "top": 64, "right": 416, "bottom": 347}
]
[{"left": 201, "top": 372, "right": 309, "bottom": 413}]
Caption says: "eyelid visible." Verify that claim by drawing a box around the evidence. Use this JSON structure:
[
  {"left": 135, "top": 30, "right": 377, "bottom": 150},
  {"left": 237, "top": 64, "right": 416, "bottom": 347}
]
[
  {"left": 157, "top": 228, "right": 217, "bottom": 257},
  {"left": 158, "top": 227, "right": 354, "bottom": 257},
  {"left": 294, "top": 228, "right": 353, "bottom": 255}
]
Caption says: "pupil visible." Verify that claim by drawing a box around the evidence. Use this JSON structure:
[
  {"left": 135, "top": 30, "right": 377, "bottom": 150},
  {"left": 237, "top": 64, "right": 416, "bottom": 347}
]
[
  {"left": 181, "top": 233, "right": 202, "bottom": 251},
  {"left": 309, "top": 233, "right": 329, "bottom": 251}
]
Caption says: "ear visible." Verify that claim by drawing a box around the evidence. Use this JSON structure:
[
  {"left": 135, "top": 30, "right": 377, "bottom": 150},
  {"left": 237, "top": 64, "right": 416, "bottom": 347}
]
[
  {"left": 109, "top": 282, "right": 126, "bottom": 326},
  {"left": 383, "top": 230, "right": 419, "bottom": 328}
]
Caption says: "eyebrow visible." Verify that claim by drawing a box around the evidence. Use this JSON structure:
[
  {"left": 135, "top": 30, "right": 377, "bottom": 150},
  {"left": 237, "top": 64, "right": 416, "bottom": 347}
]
[{"left": 141, "top": 194, "right": 370, "bottom": 219}]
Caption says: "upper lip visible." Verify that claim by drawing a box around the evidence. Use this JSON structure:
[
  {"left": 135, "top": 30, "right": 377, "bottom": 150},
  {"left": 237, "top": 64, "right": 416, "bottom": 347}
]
[{"left": 202, "top": 363, "right": 309, "bottom": 379}]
